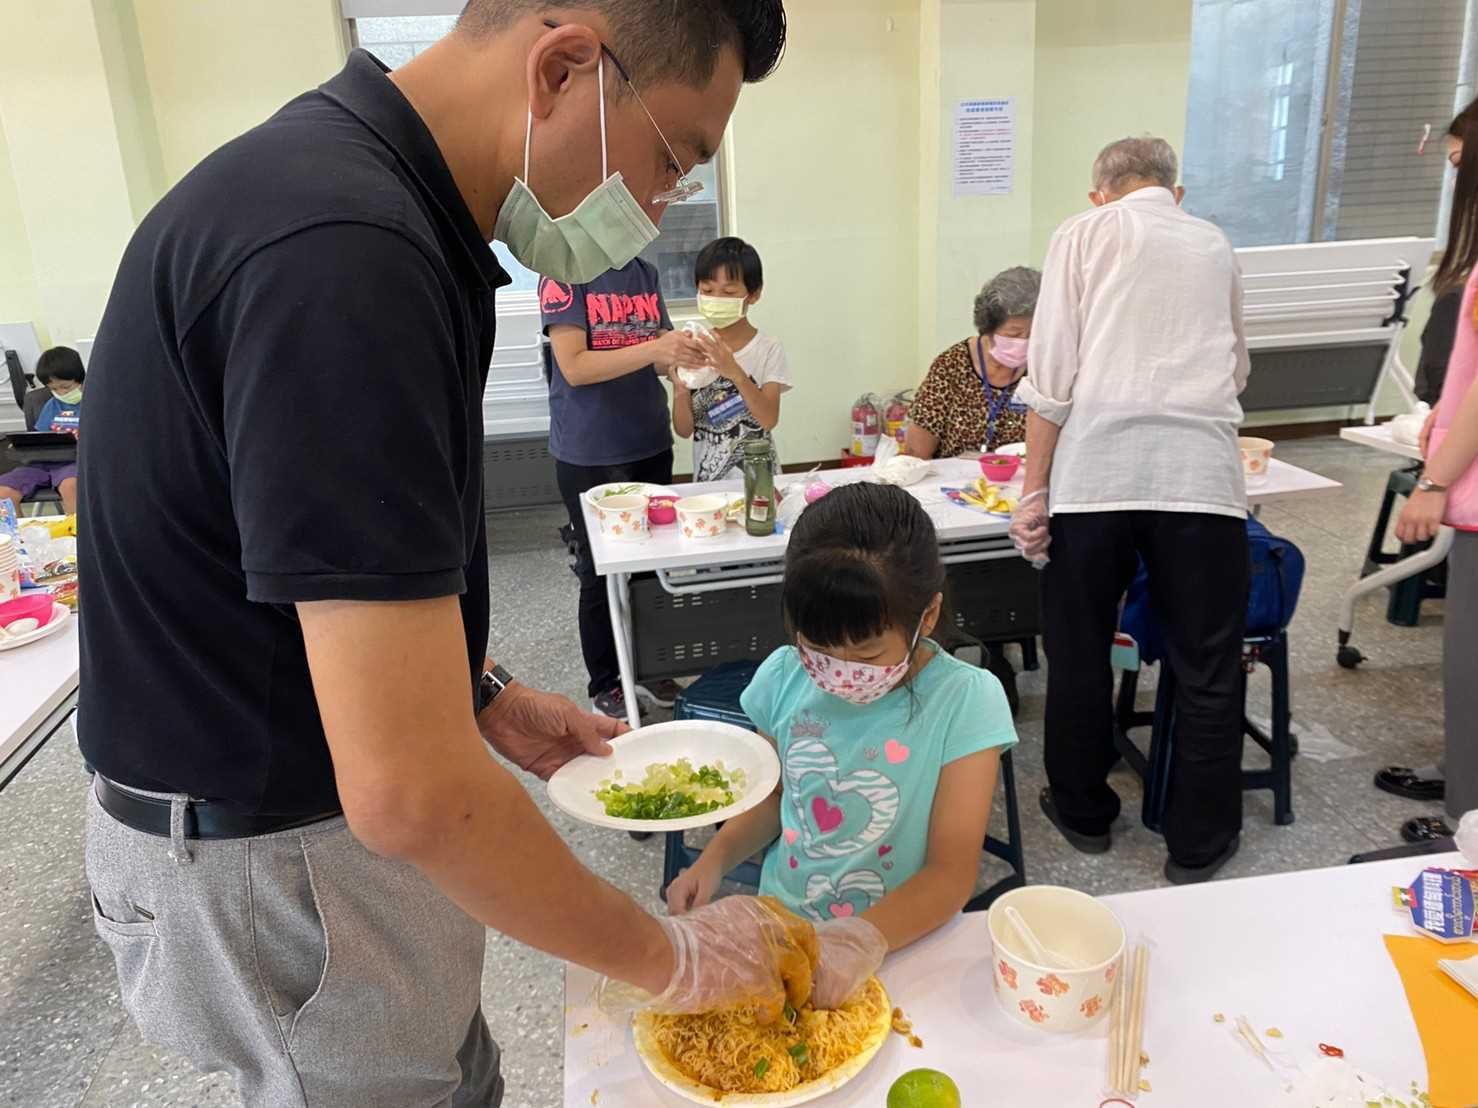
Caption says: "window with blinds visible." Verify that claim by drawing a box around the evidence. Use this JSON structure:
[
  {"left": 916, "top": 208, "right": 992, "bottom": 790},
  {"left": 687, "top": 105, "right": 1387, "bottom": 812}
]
[{"left": 1183, "top": 0, "right": 1472, "bottom": 247}]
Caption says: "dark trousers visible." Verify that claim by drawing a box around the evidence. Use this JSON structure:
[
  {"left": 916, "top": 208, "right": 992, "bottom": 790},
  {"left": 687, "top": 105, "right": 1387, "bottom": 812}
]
[
  {"left": 1042, "top": 511, "right": 1249, "bottom": 867},
  {"left": 554, "top": 450, "right": 673, "bottom": 698}
]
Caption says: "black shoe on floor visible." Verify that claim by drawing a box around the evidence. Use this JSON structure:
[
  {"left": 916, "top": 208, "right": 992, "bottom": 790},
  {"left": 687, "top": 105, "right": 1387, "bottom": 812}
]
[
  {"left": 1038, "top": 788, "right": 1111, "bottom": 854},
  {"left": 635, "top": 679, "right": 684, "bottom": 710},
  {"left": 1401, "top": 816, "right": 1455, "bottom": 843},
  {"left": 1374, "top": 766, "right": 1445, "bottom": 802},
  {"left": 592, "top": 686, "right": 644, "bottom": 721},
  {"left": 1164, "top": 835, "right": 1240, "bottom": 885}
]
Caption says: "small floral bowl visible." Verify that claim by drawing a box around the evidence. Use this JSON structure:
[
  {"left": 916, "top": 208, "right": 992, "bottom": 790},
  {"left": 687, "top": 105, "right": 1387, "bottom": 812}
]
[
  {"left": 675, "top": 494, "right": 729, "bottom": 540},
  {"left": 593, "top": 494, "right": 651, "bottom": 543},
  {"left": 987, "top": 885, "right": 1125, "bottom": 1034},
  {"left": 1238, "top": 436, "right": 1275, "bottom": 484}
]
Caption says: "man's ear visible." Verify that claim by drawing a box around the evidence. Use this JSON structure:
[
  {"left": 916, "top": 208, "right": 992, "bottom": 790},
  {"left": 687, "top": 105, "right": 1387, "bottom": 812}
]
[
  {"left": 526, "top": 21, "right": 602, "bottom": 121},
  {"left": 1173, "top": 185, "right": 1186, "bottom": 205},
  {"left": 1089, "top": 190, "right": 1107, "bottom": 208}
]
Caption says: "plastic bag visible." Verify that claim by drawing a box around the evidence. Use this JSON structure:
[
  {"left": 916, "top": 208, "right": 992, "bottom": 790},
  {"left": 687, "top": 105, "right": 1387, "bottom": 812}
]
[
  {"left": 871, "top": 436, "right": 931, "bottom": 487},
  {"left": 676, "top": 321, "right": 719, "bottom": 389},
  {"left": 1388, "top": 402, "right": 1430, "bottom": 447},
  {"left": 1458, "top": 809, "right": 1478, "bottom": 866}
]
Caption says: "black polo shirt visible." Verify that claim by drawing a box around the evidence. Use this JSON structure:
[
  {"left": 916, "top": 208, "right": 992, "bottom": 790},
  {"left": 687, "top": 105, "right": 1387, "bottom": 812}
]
[{"left": 77, "top": 51, "right": 508, "bottom": 815}]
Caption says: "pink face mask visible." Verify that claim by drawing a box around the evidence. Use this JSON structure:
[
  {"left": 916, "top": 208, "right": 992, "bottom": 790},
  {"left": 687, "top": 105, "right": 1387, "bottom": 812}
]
[
  {"left": 797, "top": 623, "right": 923, "bottom": 706},
  {"left": 990, "top": 334, "right": 1030, "bottom": 370}
]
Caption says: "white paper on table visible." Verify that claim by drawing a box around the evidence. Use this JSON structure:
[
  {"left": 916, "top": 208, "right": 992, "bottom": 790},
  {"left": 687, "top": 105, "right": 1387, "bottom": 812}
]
[{"left": 953, "top": 98, "right": 1015, "bottom": 197}]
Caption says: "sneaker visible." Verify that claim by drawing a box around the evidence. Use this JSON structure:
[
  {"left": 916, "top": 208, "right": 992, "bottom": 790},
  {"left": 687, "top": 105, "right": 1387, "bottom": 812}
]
[
  {"left": 592, "top": 686, "right": 637, "bottom": 720},
  {"left": 635, "top": 679, "right": 684, "bottom": 710},
  {"left": 1164, "top": 835, "right": 1240, "bottom": 885}
]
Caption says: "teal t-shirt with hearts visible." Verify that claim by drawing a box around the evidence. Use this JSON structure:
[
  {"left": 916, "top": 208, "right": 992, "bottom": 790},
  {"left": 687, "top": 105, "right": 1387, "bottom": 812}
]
[{"left": 740, "top": 643, "right": 1017, "bottom": 924}]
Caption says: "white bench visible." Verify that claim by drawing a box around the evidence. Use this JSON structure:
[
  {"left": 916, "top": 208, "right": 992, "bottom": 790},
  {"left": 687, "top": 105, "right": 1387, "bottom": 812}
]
[{"left": 1237, "top": 236, "right": 1433, "bottom": 423}]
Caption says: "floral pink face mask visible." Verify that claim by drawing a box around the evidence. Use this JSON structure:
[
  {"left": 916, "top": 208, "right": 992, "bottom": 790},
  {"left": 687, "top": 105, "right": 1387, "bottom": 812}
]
[{"left": 797, "top": 623, "right": 923, "bottom": 706}]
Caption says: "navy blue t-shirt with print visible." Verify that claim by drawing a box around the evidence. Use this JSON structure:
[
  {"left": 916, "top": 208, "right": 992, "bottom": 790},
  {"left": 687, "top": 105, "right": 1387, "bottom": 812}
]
[{"left": 540, "top": 258, "right": 673, "bottom": 467}]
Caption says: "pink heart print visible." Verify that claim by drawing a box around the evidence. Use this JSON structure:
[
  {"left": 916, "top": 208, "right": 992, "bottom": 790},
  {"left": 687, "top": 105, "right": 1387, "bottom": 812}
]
[
  {"left": 811, "top": 796, "right": 845, "bottom": 834},
  {"left": 884, "top": 739, "right": 910, "bottom": 765},
  {"left": 829, "top": 902, "right": 855, "bottom": 919},
  {"left": 878, "top": 845, "right": 893, "bottom": 857},
  {"left": 784, "top": 828, "right": 799, "bottom": 845},
  {"left": 789, "top": 856, "right": 798, "bottom": 869}
]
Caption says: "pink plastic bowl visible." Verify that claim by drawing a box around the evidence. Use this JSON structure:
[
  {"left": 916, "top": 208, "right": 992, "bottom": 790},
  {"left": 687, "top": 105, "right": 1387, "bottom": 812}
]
[
  {"left": 0, "top": 592, "right": 56, "bottom": 633},
  {"left": 648, "top": 496, "right": 679, "bottom": 526},
  {"left": 979, "top": 454, "right": 1022, "bottom": 482}
]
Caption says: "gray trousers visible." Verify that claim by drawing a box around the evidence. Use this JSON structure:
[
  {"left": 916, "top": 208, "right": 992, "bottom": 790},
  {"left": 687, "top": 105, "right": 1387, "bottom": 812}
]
[
  {"left": 85, "top": 784, "right": 502, "bottom": 1107},
  {"left": 1447, "top": 531, "right": 1478, "bottom": 819}
]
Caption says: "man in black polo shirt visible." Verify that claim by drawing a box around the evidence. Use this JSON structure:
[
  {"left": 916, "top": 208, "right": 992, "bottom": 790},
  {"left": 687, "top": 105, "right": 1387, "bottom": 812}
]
[{"left": 77, "top": 4, "right": 799, "bottom": 1104}]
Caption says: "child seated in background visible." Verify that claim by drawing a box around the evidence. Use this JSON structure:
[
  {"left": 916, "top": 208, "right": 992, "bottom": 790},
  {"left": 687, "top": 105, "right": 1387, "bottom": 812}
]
[
  {"left": 671, "top": 237, "right": 791, "bottom": 481},
  {"left": 666, "top": 483, "right": 1018, "bottom": 1007},
  {"left": 0, "top": 346, "right": 85, "bottom": 513}
]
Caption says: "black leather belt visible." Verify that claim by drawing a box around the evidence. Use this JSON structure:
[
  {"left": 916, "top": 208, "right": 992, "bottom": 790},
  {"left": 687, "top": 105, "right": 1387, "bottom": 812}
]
[{"left": 95, "top": 775, "right": 342, "bottom": 841}]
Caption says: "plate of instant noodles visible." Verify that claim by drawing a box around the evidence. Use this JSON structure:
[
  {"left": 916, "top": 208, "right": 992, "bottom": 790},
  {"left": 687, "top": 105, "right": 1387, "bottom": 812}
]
[{"left": 633, "top": 977, "right": 892, "bottom": 1105}]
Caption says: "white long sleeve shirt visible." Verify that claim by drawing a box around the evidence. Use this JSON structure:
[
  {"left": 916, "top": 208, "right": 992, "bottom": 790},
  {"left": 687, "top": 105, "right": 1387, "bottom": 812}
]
[{"left": 1017, "top": 187, "right": 1251, "bottom": 519}]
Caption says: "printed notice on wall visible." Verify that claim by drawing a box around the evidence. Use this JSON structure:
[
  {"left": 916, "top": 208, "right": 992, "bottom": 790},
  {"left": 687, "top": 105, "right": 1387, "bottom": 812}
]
[{"left": 953, "top": 98, "right": 1015, "bottom": 197}]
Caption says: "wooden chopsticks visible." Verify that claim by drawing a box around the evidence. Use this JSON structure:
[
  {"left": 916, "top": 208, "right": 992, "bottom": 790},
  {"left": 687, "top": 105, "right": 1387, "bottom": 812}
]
[{"left": 1107, "top": 943, "right": 1151, "bottom": 1097}]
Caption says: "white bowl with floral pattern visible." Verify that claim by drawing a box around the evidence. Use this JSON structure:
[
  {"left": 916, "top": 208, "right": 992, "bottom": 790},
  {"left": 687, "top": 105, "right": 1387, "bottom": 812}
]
[
  {"left": 987, "top": 885, "right": 1125, "bottom": 1034},
  {"left": 593, "top": 494, "right": 651, "bottom": 543},
  {"left": 1238, "top": 436, "right": 1275, "bottom": 484},
  {"left": 675, "top": 494, "right": 729, "bottom": 541}
]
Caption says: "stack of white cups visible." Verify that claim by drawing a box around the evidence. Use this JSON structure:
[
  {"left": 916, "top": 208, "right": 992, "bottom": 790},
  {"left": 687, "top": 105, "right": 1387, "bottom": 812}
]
[{"left": 0, "top": 533, "right": 20, "bottom": 602}]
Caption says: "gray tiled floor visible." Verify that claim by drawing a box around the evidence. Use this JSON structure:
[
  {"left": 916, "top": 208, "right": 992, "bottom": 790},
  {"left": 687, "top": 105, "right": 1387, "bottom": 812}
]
[{"left": 0, "top": 436, "right": 1452, "bottom": 1107}]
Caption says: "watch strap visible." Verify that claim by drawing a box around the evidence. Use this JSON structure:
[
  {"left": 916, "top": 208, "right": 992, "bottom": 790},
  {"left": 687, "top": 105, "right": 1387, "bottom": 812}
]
[{"left": 478, "top": 664, "right": 515, "bottom": 713}]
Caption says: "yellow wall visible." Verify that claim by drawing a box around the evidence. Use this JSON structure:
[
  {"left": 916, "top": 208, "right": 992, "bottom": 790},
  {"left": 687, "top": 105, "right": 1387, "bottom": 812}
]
[
  {"left": 726, "top": 0, "right": 924, "bottom": 465},
  {"left": 131, "top": 0, "right": 348, "bottom": 186}
]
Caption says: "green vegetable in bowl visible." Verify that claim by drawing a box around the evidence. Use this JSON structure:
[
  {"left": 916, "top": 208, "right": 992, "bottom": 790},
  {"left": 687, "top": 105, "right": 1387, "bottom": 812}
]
[
  {"left": 597, "top": 483, "right": 644, "bottom": 500},
  {"left": 594, "top": 758, "right": 747, "bottom": 820}
]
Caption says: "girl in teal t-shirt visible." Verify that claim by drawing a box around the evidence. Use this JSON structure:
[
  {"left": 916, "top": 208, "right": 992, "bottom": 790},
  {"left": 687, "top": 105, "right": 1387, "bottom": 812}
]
[{"left": 666, "top": 483, "right": 1018, "bottom": 1007}]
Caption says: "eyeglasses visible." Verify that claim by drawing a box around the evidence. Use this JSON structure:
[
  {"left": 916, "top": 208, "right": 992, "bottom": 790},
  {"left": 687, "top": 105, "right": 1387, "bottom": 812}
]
[{"left": 542, "top": 20, "right": 705, "bottom": 206}]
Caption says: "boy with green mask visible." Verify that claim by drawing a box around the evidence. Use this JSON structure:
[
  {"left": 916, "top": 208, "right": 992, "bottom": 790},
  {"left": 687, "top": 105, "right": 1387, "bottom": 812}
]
[
  {"left": 0, "top": 345, "right": 85, "bottom": 514},
  {"left": 671, "top": 237, "right": 791, "bottom": 481}
]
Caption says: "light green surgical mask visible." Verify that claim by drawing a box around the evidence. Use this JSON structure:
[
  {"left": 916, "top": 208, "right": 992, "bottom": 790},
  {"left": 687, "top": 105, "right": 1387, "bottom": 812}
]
[
  {"left": 494, "top": 54, "right": 659, "bottom": 285},
  {"left": 55, "top": 387, "right": 83, "bottom": 406},
  {"left": 697, "top": 294, "right": 747, "bottom": 330}
]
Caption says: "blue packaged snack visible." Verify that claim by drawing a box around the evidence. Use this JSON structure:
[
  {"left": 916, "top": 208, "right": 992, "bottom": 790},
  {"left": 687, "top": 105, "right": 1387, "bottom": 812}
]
[{"left": 1393, "top": 867, "right": 1478, "bottom": 943}]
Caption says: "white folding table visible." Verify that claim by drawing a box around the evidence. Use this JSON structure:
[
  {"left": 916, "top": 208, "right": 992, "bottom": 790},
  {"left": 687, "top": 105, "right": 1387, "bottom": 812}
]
[
  {"left": 1335, "top": 422, "right": 1454, "bottom": 668},
  {"left": 0, "top": 614, "right": 79, "bottom": 791},
  {"left": 563, "top": 852, "right": 1460, "bottom": 1107},
  {"left": 584, "top": 459, "right": 1341, "bottom": 729}
]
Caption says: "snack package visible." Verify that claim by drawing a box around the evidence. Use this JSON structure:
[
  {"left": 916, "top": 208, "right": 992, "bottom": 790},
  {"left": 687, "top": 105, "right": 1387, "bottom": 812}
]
[{"left": 1392, "top": 867, "right": 1478, "bottom": 942}]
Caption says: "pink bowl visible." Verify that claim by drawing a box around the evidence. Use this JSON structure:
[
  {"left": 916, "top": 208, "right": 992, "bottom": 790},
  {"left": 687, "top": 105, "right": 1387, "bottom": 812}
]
[
  {"left": 979, "top": 454, "right": 1022, "bottom": 482},
  {"left": 648, "top": 496, "right": 678, "bottom": 526},
  {"left": 0, "top": 592, "right": 56, "bottom": 633}
]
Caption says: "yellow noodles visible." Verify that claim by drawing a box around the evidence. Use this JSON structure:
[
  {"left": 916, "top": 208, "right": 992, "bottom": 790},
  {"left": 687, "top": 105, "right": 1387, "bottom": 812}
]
[{"left": 646, "top": 978, "right": 888, "bottom": 1095}]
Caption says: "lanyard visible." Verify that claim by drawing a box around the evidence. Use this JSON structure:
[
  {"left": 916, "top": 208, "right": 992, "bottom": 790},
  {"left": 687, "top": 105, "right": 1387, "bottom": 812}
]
[{"left": 975, "top": 336, "right": 1018, "bottom": 451}]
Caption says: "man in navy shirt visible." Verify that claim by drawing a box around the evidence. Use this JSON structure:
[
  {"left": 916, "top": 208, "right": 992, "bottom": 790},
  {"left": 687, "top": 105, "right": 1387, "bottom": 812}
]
[
  {"left": 77, "top": 4, "right": 795, "bottom": 1105},
  {"left": 543, "top": 260, "right": 703, "bottom": 720}
]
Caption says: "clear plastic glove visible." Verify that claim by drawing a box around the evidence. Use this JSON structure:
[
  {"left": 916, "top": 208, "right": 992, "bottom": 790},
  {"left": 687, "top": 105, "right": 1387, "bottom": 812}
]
[
  {"left": 1457, "top": 809, "right": 1478, "bottom": 866},
  {"left": 598, "top": 896, "right": 818, "bottom": 1024},
  {"left": 1008, "top": 488, "right": 1051, "bottom": 567},
  {"left": 810, "top": 916, "right": 888, "bottom": 1009}
]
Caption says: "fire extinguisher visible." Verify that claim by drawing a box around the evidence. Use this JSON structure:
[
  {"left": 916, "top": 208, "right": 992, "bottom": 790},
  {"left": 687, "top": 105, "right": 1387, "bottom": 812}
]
[
  {"left": 884, "top": 390, "right": 914, "bottom": 446},
  {"left": 850, "top": 394, "right": 883, "bottom": 458}
]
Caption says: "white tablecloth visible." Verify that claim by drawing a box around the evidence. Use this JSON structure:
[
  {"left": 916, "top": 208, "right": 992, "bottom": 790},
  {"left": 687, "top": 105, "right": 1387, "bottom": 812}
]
[
  {"left": 0, "top": 613, "right": 78, "bottom": 779},
  {"left": 563, "top": 853, "right": 1458, "bottom": 1106}
]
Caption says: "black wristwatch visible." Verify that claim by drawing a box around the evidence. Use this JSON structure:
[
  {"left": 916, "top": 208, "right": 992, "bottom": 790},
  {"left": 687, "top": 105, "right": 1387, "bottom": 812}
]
[{"left": 477, "top": 664, "right": 515, "bottom": 714}]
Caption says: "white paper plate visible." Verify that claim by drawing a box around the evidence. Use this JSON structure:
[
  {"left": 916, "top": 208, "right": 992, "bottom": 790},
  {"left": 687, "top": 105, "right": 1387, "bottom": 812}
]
[
  {"left": 0, "top": 603, "right": 70, "bottom": 651},
  {"left": 584, "top": 482, "right": 679, "bottom": 508},
  {"left": 632, "top": 977, "right": 893, "bottom": 1106},
  {"left": 993, "top": 441, "right": 1027, "bottom": 457},
  {"left": 546, "top": 721, "right": 779, "bottom": 833}
]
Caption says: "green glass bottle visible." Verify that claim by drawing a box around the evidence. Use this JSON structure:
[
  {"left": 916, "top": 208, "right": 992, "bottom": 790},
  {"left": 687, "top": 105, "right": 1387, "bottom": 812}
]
[{"left": 742, "top": 439, "right": 777, "bottom": 537}]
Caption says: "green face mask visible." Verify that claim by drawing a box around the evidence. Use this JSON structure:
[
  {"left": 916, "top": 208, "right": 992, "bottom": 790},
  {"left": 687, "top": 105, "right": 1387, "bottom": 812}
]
[
  {"left": 55, "top": 386, "right": 83, "bottom": 406},
  {"left": 697, "top": 294, "right": 747, "bottom": 330},
  {"left": 493, "top": 54, "right": 659, "bottom": 285}
]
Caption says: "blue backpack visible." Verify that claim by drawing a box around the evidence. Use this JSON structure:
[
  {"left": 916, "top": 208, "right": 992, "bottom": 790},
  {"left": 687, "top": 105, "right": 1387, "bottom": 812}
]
[{"left": 1120, "top": 517, "right": 1305, "bottom": 665}]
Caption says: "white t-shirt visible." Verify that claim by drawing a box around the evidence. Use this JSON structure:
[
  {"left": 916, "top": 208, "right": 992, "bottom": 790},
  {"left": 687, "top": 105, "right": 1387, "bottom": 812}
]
[
  {"left": 1017, "top": 187, "right": 1251, "bottom": 518},
  {"left": 689, "top": 331, "right": 792, "bottom": 481}
]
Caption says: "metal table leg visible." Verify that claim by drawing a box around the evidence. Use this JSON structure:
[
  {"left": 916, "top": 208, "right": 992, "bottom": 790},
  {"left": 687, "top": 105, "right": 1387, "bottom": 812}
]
[
  {"left": 1336, "top": 524, "right": 1454, "bottom": 668},
  {"left": 605, "top": 572, "right": 642, "bottom": 729}
]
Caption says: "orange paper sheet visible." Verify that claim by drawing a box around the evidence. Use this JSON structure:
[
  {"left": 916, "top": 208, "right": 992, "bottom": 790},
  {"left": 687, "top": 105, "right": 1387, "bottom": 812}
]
[{"left": 1384, "top": 934, "right": 1478, "bottom": 1107}]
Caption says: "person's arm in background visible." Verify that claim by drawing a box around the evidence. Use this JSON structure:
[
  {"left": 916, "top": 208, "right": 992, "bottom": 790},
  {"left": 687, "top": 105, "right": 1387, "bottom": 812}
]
[
  {"left": 695, "top": 332, "right": 782, "bottom": 430},
  {"left": 1229, "top": 262, "right": 1252, "bottom": 396},
  {"left": 666, "top": 776, "right": 782, "bottom": 913},
  {"left": 1015, "top": 226, "right": 1083, "bottom": 497},
  {"left": 1397, "top": 365, "right": 1478, "bottom": 542},
  {"left": 549, "top": 325, "right": 703, "bottom": 387},
  {"left": 670, "top": 370, "right": 695, "bottom": 439},
  {"left": 902, "top": 354, "right": 952, "bottom": 460}
]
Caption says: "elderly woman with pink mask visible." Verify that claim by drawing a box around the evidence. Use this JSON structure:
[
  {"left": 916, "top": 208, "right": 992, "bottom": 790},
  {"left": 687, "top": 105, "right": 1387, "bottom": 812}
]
[{"left": 905, "top": 266, "right": 1041, "bottom": 459}]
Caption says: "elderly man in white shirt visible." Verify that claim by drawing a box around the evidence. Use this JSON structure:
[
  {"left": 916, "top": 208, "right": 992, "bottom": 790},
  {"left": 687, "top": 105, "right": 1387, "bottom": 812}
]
[{"left": 1012, "top": 136, "right": 1251, "bottom": 885}]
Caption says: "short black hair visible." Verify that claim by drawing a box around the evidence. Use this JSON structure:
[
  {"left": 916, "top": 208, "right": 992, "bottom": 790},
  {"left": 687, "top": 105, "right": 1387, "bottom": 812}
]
[
  {"left": 694, "top": 236, "right": 763, "bottom": 293},
  {"left": 458, "top": 1, "right": 787, "bottom": 87},
  {"left": 783, "top": 483, "right": 945, "bottom": 652},
  {"left": 35, "top": 346, "right": 85, "bottom": 385}
]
